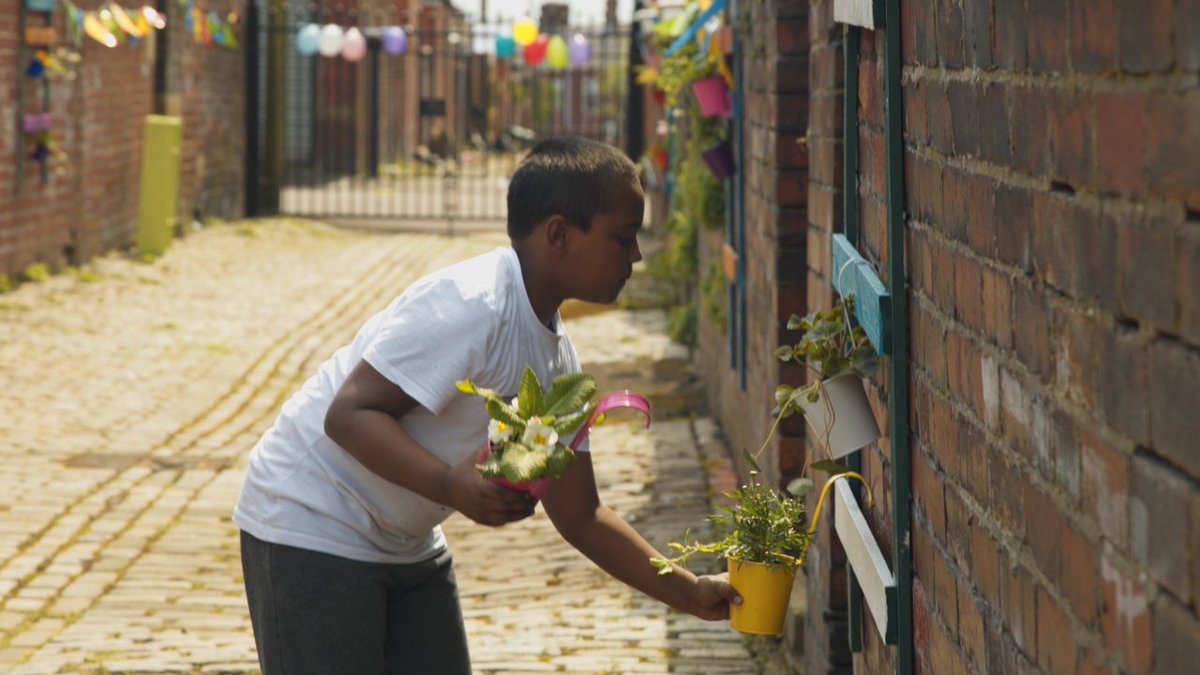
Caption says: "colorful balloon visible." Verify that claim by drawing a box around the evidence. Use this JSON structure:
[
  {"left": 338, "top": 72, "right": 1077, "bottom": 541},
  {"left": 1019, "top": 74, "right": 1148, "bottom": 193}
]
[
  {"left": 546, "top": 35, "right": 569, "bottom": 69},
  {"left": 513, "top": 17, "right": 538, "bottom": 46},
  {"left": 568, "top": 33, "right": 591, "bottom": 66},
  {"left": 523, "top": 33, "right": 548, "bottom": 65},
  {"left": 382, "top": 26, "right": 407, "bottom": 55},
  {"left": 495, "top": 32, "right": 516, "bottom": 58},
  {"left": 342, "top": 27, "right": 367, "bottom": 61},
  {"left": 296, "top": 24, "right": 319, "bottom": 55},
  {"left": 317, "top": 24, "right": 343, "bottom": 58}
]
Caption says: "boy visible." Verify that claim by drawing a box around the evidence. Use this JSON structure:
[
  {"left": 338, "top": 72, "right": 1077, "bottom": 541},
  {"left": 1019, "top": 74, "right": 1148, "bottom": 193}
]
[{"left": 233, "top": 136, "right": 740, "bottom": 674}]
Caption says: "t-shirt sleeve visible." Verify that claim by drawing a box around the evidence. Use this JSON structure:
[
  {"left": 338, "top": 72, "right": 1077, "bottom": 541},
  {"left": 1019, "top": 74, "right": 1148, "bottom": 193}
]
[{"left": 362, "top": 280, "right": 495, "bottom": 415}]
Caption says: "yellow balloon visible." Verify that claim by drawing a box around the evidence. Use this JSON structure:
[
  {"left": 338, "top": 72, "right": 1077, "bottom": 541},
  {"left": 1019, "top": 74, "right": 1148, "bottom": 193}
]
[
  {"left": 547, "top": 35, "right": 569, "bottom": 69},
  {"left": 513, "top": 17, "right": 538, "bottom": 46}
]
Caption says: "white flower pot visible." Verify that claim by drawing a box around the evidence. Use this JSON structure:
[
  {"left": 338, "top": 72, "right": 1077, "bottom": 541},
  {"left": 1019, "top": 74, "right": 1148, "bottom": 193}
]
[{"left": 799, "top": 374, "right": 881, "bottom": 460}]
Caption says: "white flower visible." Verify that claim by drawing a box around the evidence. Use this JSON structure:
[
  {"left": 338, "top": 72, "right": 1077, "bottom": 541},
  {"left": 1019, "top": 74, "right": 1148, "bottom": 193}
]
[
  {"left": 521, "top": 416, "right": 559, "bottom": 453},
  {"left": 488, "top": 418, "right": 515, "bottom": 445}
]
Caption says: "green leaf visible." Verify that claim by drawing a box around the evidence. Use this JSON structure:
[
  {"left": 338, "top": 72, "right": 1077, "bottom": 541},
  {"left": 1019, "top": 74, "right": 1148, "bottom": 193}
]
[
  {"left": 517, "top": 367, "right": 543, "bottom": 418},
  {"left": 476, "top": 452, "right": 504, "bottom": 478},
  {"left": 485, "top": 398, "right": 524, "bottom": 430},
  {"left": 499, "top": 443, "right": 549, "bottom": 482},
  {"left": 545, "top": 444, "right": 576, "bottom": 478},
  {"left": 456, "top": 379, "right": 498, "bottom": 399},
  {"left": 541, "top": 372, "right": 597, "bottom": 417},
  {"left": 787, "top": 477, "right": 813, "bottom": 497},
  {"left": 551, "top": 405, "right": 592, "bottom": 436},
  {"left": 774, "top": 345, "right": 795, "bottom": 362},
  {"left": 742, "top": 449, "right": 761, "bottom": 473},
  {"left": 810, "top": 460, "right": 849, "bottom": 476}
]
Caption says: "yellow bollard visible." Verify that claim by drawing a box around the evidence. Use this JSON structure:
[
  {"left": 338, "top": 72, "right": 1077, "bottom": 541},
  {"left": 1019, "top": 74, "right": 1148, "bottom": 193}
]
[{"left": 137, "top": 115, "right": 183, "bottom": 257}]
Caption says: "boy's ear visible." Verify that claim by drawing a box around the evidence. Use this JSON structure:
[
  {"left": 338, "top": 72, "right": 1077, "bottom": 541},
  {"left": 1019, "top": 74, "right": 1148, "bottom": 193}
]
[{"left": 544, "top": 215, "right": 571, "bottom": 253}]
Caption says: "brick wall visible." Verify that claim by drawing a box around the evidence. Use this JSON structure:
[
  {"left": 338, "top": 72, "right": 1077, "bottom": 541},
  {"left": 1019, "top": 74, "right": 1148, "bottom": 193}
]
[
  {"left": 797, "top": 0, "right": 1200, "bottom": 672},
  {"left": 0, "top": 0, "right": 245, "bottom": 282},
  {"left": 698, "top": 0, "right": 812, "bottom": 490},
  {"left": 165, "top": 1, "right": 246, "bottom": 224}
]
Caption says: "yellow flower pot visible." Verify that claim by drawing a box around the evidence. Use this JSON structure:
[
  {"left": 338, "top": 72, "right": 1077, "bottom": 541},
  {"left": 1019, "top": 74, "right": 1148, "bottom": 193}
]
[{"left": 728, "top": 558, "right": 799, "bottom": 636}]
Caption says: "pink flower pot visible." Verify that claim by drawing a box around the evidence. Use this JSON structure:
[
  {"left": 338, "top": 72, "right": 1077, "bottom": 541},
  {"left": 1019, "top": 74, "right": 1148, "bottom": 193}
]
[{"left": 691, "top": 75, "right": 731, "bottom": 117}]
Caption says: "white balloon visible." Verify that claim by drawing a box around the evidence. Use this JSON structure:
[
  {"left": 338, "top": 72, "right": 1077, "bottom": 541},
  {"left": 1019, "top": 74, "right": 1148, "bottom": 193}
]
[{"left": 318, "top": 24, "right": 344, "bottom": 58}]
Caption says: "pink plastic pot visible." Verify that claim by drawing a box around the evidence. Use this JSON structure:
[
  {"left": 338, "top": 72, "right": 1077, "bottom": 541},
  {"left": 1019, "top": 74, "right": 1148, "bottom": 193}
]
[{"left": 691, "top": 75, "right": 731, "bottom": 117}]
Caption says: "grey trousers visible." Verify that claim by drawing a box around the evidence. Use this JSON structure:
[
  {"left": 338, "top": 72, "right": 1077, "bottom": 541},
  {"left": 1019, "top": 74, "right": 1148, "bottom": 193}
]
[{"left": 240, "top": 530, "right": 472, "bottom": 675}]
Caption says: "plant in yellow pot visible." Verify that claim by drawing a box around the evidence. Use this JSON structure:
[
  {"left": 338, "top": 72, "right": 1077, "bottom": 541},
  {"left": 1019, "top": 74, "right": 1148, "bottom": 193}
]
[{"left": 650, "top": 454, "right": 870, "bottom": 635}]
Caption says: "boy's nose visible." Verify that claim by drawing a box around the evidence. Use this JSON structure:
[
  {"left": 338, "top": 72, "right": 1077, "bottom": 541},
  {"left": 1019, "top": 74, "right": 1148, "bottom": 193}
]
[{"left": 631, "top": 243, "right": 643, "bottom": 263}]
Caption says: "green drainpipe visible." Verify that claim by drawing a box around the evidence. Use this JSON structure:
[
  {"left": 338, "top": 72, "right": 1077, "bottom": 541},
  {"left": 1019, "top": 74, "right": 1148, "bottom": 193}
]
[{"left": 884, "top": 0, "right": 914, "bottom": 673}]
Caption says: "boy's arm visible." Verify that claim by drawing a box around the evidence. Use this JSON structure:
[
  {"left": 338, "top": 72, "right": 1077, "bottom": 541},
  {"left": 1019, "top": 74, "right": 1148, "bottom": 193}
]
[
  {"left": 325, "top": 359, "right": 536, "bottom": 526},
  {"left": 540, "top": 453, "right": 741, "bottom": 620}
]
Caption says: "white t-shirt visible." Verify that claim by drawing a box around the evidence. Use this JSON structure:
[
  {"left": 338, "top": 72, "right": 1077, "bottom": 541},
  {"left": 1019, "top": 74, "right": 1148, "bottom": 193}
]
[{"left": 234, "top": 247, "right": 586, "bottom": 563}]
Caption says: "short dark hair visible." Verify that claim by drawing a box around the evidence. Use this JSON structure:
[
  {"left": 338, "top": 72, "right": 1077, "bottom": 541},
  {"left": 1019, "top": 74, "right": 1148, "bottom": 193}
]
[{"left": 506, "top": 136, "right": 640, "bottom": 240}]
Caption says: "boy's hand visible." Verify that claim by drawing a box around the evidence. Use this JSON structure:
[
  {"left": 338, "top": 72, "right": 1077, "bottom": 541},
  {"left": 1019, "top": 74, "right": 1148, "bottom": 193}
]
[
  {"left": 688, "top": 573, "right": 743, "bottom": 621},
  {"left": 444, "top": 445, "right": 537, "bottom": 527}
]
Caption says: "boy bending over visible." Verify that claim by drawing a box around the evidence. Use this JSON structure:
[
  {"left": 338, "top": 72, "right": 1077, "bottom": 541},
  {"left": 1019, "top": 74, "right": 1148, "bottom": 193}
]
[{"left": 234, "top": 136, "right": 740, "bottom": 674}]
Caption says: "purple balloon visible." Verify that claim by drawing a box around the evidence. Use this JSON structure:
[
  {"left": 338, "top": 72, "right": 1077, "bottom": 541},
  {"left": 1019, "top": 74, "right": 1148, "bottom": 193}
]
[
  {"left": 382, "top": 26, "right": 408, "bottom": 56},
  {"left": 568, "top": 33, "right": 591, "bottom": 66}
]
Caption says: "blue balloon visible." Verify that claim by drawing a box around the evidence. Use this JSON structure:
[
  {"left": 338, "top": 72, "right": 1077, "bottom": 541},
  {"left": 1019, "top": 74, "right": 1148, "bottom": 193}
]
[
  {"left": 382, "top": 26, "right": 408, "bottom": 56},
  {"left": 496, "top": 34, "right": 516, "bottom": 59},
  {"left": 296, "top": 23, "right": 320, "bottom": 56}
]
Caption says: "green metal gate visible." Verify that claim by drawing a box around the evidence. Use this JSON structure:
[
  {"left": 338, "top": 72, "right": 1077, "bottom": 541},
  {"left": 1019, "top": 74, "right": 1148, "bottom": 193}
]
[{"left": 245, "top": 2, "right": 634, "bottom": 224}]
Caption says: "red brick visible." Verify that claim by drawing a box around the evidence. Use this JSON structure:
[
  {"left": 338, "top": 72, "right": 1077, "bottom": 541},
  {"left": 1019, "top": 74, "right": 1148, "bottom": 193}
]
[
  {"left": 1024, "top": 482, "right": 1064, "bottom": 580},
  {"left": 1030, "top": 191, "right": 1075, "bottom": 293},
  {"left": 901, "top": 0, "right": 938, "bottom": 66},
  {"left": 989, "top": 447, "right": 1026, "bottom": 538},
  {"left": 1036, "top": 586, "right": 1079, "bottom": 674},
  {"left": 1180, "top": 0, "right": 1200, "bottom": 69},
  {"left": 1049, "top": 89, "right": 1096, "bottom": 188},
  {"left": 1068, "top": 0, "right": 1119, "bottom": 73},
  {"left": 958, "top": 423, "right": 990, "bottom": 508},
  {"left": 1149, "top": 341, "right": 1200, "bottom": 482},
  {"left": 1027, "top": 0, "right": 1069, "bottom": 73},
  {"left": 1182, "top": 227, "right": 1200, "bottom": 346},
  {"left": 981, "top": 265, "right": 1013, "bottom": 351},
  {"left": 1002, "top": 562, "right": 1039, "bottom": 657},
  {"left": 1131, "top": 454, "right": 1194, "bottom": 602},
  {"left": 1011, "top": 280, "right": 1052, "bottom": 381},
  {"left": 1117, "top": 0, "right": 1174, "bottom": 73},
  {"left": 1154, "top": 594, "right": 1200, "bottom": 675},
  {"left": 953, "top": 254, "right": 983, "bottom": 332},
  {"left": 993, "top": 184, "right": 1032, "bottom": 271},
  {"left": 926, "top": 80, "right": 955, "bottom": 156},
  {"left": 1060, "top": 522, "right": 1101, "bottom": 625},
  {"left": 957, "top": 586, "right": 987, "bottom": 670},
  {"left": 1117, "top": 214, "right": 1181, "bottom": 334},
  {"left": 914, "top": 451, "right": 947, "bottom": 540},
  {"left": 1098, "top": 323, "right": 1151, "bottom": 445},
  {"left": 1145, "top": 92, "right": 1200, "bottom": 210},
  {"left": 993, "top": 0, "right": 1029, "bottom": 68},
  {"left": 1054, "top": 301, "right": 1098, "bottom": 410},
  {"left": 1094, "top": 93, "right": 1148, "bottom": 196},
  {"left": 970, "top": 521, "right": 1003, "bottom": 610},
  {"left": 1101, "top": 557, "right": 1153, "bottom": 673},
  {"left": 1070, "top": 203, "right": 1120, "bottom": 314}
]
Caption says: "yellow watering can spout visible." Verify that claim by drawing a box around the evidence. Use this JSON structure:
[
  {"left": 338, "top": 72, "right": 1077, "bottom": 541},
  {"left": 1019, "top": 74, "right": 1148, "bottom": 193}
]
[{"left": 797, "top": 472, "right": 872, "bottom": 566}]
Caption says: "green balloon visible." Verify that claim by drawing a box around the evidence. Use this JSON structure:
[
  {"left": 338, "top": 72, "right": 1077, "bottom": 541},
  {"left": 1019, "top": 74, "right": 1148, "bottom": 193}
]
[{"left": 547, "top": 35, "right": 569, "bottom": 69}]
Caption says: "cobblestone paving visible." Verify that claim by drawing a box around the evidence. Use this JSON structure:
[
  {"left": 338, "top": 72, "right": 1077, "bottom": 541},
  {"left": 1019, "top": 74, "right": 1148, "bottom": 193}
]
[{"left": 0, "top": 220, "right": 791, "bottom": 674}]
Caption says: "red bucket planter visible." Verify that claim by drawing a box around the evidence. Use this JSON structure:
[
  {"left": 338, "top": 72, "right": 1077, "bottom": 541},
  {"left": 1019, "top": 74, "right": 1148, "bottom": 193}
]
[{"left": 489, "top": 390, "right": 652, "bottom": 499}]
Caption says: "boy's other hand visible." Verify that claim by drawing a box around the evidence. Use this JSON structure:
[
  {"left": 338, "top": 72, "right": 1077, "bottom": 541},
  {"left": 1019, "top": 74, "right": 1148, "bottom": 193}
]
[
  {"left": 445, "top": 445, "right": 537, "bottom": 527},
  {"left": 689, "top": 573, "right": 743, "bottom": 621}
]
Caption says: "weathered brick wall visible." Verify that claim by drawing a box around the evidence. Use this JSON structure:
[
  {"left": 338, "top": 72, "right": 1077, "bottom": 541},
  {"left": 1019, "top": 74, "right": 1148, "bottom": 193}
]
[
  {"left": 820, "top": 0, "right": 1200, "bottom": 673},
  {"left": 165, "top": 1, "right": 246, "bottom": 224},
  {"left": 0, "top": 0, "right": 151, "bottom": 277},
  {"left": 0, "top": 0, "right": 245, "bottom": 281},
  {"left": 803, "top": 2, "right": 855, "bottom": 673},
  {"left": 698, "top": 0, "right": 812, "bottom": 492}
]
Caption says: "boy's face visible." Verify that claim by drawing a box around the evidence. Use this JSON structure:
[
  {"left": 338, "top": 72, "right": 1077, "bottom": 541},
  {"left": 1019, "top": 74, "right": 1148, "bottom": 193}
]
[{"left": 563, "top": 183, "right": 645, "bottom": 305}]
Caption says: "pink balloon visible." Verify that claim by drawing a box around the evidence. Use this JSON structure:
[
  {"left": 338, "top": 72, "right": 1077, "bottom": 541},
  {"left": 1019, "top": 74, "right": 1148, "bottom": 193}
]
[{"left": 342, "top": 27, "right": 367, "bottom": 62}]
